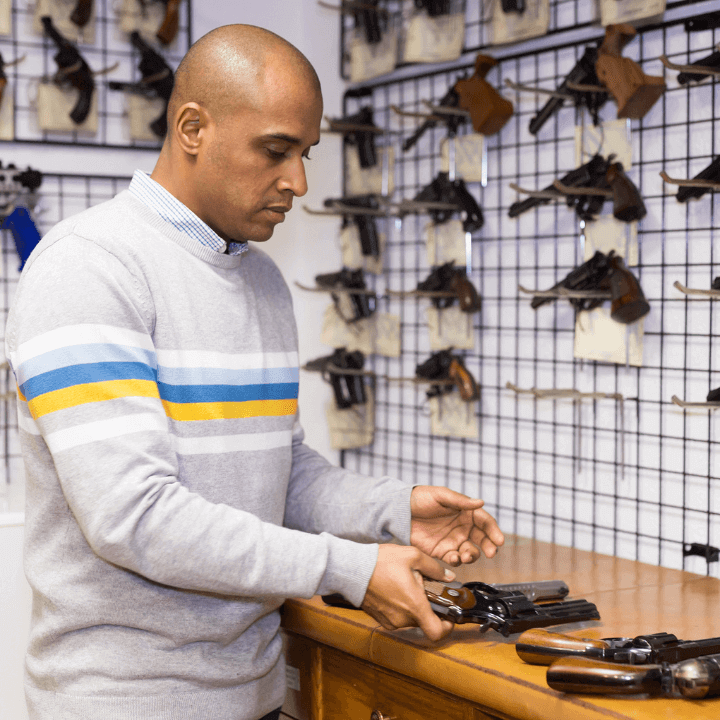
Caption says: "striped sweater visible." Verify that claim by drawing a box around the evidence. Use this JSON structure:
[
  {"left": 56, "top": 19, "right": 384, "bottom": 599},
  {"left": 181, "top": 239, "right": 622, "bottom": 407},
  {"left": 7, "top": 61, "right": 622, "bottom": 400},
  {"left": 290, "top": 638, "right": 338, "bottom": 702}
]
[{"left": 6, "top": 190, "right": 412, "bottom": 720}]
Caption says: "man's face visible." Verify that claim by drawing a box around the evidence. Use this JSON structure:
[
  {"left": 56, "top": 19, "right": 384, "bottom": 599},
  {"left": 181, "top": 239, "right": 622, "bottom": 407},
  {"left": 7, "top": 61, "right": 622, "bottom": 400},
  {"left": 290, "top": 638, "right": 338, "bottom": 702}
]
[{"left": 196, "top": 73, "right": 323, "bottom": 243}]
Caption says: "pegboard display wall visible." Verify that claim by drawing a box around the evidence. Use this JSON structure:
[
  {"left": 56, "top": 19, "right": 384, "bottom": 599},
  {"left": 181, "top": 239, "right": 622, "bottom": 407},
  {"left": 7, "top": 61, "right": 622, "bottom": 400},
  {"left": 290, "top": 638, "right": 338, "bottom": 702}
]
[
  {"left": 339, "top": 4, "right": 720, "bottom": 577},
  {"left": 339, "top": 0, "right": 705, "bottom": 80},
  {"left": 0, "top": 0, "right": 190, "bottom": 148},
  {"left": 0, "top": 172, "right": 132, "bottom": 504}
]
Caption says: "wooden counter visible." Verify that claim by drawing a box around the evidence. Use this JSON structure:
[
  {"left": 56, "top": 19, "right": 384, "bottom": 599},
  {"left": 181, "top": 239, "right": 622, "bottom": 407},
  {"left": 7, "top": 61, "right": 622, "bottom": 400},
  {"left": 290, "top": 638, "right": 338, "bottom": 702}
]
[{"left": 280, "top": 535, "right": 720, "bottom": 720}]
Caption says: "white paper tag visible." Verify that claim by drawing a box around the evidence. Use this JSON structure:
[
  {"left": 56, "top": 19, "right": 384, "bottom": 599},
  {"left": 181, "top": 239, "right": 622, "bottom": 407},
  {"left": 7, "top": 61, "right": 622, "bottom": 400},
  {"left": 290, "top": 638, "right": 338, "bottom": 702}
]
[
  {"left": 37, "top": 82, "right": 98, "bottom": 134},
  {"left": 429, "top": 392, "right": 478, "bottom": 438},
  {"left": 441, "top": 134, "right": 485, "bottom": 183},
  {"left": 350, "top": 27, "right": 398, "bottom": 83},
  {"left": 491, "top": 0, "right": 549, "bottom": 45},
  {"left": 402, "top": 11, "right": 464, "bottom": 64},
  {"left": 426, "top": 305, "right": 475, "bottom": 351},
  {"left": 285, "top": 665, "right": 301, "bottom": 692},
  {"left": 600, "top": 0, "right": 666, "bottom": 26},
  {"left": 118, "top": 0, "right": 172, "bottom": 46},
  {"left": 584, "top": 215, "right": 638, "bottom": 267},
  {"left": 34, "top": 0, "right": 96, "bottom": 44},
  {"left": 0, "top": 89, "right": 14, "bottom": 140},
  {"left": 127, "top": 93, "right": 166, "bottom": 141},
  {"left": 340, "top": 225, "right": 384, "bottom": 274},
  {"left": 345, "top": 145, "right": 395, "bottom": 197},
  {"left": 0, "top": 0, "right": 11, "bottom": 36},
  {"left": 575, "top": 119, "right": 632, "bottom": 171},
  {"left": 574, "top": 306, "right": 644, "bottom": 366},
  {"left": 425, "top": 219, "right": 467, "bottom": 267},
  {"left": 327, "top": 384, "right": 375, "bottom": 450},
  {"left": 320, "top": 306, "right": 401, "bottom": 358}
]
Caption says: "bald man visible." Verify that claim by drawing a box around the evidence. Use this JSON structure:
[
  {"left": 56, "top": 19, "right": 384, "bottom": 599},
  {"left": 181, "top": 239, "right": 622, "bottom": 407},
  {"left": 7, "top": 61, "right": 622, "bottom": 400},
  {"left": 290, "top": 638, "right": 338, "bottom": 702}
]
[{"left": 7, "top": 25, "right": 503, "bottom": 720}]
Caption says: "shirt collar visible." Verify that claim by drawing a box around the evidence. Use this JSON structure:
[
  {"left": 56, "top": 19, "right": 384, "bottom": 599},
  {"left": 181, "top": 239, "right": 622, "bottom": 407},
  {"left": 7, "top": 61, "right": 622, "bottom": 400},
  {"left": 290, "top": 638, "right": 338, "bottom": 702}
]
[{"left": 128, "top": 170, "right": 248, "bottom": 256}]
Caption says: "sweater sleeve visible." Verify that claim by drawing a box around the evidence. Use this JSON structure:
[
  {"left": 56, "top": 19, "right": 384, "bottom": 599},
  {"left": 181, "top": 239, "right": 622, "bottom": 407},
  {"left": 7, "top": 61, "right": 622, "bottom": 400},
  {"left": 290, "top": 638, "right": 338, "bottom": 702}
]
[{"left": 6, "top": 235, "right": 385, "bottom": 606}]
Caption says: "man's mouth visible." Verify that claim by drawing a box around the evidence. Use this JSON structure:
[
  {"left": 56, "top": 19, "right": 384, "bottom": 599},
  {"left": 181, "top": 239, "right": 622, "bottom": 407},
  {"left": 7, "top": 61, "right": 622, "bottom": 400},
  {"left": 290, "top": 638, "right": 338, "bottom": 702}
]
[{"left": 265, "top": 205, "right": 291, "bottom": 222}]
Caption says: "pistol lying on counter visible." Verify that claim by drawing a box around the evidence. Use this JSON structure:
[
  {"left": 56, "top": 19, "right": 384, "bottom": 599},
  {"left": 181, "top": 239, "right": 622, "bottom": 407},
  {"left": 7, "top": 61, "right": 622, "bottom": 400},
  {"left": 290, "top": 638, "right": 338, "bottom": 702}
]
[
  {"left": 323, "top": 579, "right": 600, "bottom": 637},
  {"left": 546, "top": 654, "right": 720, "bottom": 699},
  {"left": 517, "top": 628, "right": 720, "bottom": 665}
]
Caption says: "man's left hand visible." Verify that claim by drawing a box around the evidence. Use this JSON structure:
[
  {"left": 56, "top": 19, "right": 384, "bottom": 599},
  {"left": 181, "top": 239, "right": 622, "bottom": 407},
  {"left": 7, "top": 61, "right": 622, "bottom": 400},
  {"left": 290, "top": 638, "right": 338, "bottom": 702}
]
[{"left": 410, "top": 486, "right": 504, "bottom": 566}]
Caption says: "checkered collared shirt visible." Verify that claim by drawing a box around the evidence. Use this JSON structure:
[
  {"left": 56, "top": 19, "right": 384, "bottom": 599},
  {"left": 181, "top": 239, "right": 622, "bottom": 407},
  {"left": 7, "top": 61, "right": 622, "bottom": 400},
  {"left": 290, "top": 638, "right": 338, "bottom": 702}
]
[{"left": 128, "top": 170, "right": 248, "bottom": 256}]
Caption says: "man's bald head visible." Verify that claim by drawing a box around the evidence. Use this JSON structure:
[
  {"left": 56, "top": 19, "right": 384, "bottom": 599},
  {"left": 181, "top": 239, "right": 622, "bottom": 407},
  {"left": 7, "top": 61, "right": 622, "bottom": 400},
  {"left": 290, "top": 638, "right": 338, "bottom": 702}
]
[{"left": 167, "top": 24, "right": 321, "bottom": 130}]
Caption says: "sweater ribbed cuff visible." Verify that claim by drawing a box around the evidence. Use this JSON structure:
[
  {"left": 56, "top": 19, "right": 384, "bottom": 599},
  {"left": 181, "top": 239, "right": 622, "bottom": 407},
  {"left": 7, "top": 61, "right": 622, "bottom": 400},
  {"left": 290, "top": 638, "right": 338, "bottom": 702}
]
[{"left": 316, "top": 535, "right": 379, "bottom": 608}]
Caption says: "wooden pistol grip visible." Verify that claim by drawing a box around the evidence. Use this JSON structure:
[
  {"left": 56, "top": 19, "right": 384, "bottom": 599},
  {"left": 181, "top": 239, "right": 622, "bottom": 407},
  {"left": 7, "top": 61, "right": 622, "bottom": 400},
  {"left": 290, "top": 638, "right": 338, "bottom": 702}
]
[
  {"left": 516, "top": 629, "right": 608, "bottom": 666},
  {"left": 547, "top": 657, "right": 664, "bottom": 695},
  {"left": 448, "top": 359, "right": 479, "bottom": 402},
  {"left": 70, "top": 0, "right": 93, "bottom": 28},
  {"left": 600, "top": 23, "right": 637, "bottom": 57},
  {"left": 0, "top": 77, "right": 7, "bottom": 108},
  {"left": 473, "top": 54, "right": 499, "bottom": 79},
  {"left": 450, "top": 274, "right": 482, "bottom": 313},
  {"left": 156, "top": 0, "right": 181, "bottom": 45}
]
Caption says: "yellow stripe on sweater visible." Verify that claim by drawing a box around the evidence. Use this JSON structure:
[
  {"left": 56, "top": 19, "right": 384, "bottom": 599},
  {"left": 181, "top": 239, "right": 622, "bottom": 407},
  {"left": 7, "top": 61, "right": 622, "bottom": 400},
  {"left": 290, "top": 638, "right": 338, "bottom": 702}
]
[
  {"left": 29, "top": 380, "right": 161, "bottom": 419},
  {"left": 162, "top": 398, "right": 298, "bottom": 421}
]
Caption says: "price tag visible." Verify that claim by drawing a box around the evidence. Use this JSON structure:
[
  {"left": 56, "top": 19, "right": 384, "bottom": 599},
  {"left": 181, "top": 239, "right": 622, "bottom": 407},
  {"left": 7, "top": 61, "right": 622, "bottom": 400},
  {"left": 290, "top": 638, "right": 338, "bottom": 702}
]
[{"left": 403, "top": 11, "right": 464, "bottom": 64}]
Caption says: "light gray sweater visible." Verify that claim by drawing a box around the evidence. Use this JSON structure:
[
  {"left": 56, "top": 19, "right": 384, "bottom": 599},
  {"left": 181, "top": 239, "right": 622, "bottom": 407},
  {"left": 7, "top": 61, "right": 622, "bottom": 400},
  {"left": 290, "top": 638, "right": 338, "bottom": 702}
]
[{"left": 5, "top": 191, "right": 412, "bottom": 720}]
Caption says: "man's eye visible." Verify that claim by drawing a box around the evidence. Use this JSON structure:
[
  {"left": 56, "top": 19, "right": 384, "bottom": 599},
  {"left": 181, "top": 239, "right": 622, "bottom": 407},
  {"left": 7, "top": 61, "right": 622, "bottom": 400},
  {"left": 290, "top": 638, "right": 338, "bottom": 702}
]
[{"left": 266, "top": 148, "right": 288, "bottom": 159}]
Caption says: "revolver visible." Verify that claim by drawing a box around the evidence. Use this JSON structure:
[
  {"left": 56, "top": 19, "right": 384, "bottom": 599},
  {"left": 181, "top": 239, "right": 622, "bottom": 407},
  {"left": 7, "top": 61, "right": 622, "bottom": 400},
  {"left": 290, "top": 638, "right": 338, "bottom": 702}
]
[
  {"left": 413, "top": 172, "right": 484, "bottom": 233},
  {"left": 416, "top": 261, "right": 481, "bottom": 313},
  {"left": 108, "top": 31, "right": 174, "bottom": 139},
  {"left": 547, "top": 653, "right": 720, "bottom": 699},
  {"left": 41, "top": 15, "right": 94, "bottom": 125},
  {"left": 415, "top": 350, "right": 479, "bottom": 402},
  {"left": 315, "top": 268, "right": 377, "bottom": 323},
  {"left": 304, "top": 348, "right": 367, "bottom": 409},
  {"left": 518, "top": 628, "right": 720, "bottom": 666}
]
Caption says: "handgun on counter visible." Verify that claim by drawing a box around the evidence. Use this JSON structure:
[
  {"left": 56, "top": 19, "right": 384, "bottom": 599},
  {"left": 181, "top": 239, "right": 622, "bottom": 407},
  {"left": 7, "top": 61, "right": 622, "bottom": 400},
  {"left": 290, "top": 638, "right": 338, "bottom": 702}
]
[
  {"left": 413, "top": 172, "right": 484, "bottom": 233},
  {"left": 529, "top": 45, "right": 608, "bottom": 135},
  {"left": 416, "top": 349, "right": 479, "bottom": 402},
  {"left": 108, "top": 32, "right": 174, "bottom": 139},
  {"left": 324, "top": 195, "right": 380, "bottom": 257},
  {"left": 315, "top": 268, "right": 377, "bottom": 323},
  {"left": 546, "top": 653, "right": 720, "bottom": 699},
  {"left": 41, "top": 15, "right": 94, "bottom": 125},
  {"left": 417, "top": 261, "right": 481, "bottom": 313},
  {"left": 322, "top": 578, "right": 600, "bottom": 637},
  {"left": 303, "top": 348, "right": 367, "bottom": 409},
  {"left": 517, "top": 628, "right": 720, "bottom": 666}
]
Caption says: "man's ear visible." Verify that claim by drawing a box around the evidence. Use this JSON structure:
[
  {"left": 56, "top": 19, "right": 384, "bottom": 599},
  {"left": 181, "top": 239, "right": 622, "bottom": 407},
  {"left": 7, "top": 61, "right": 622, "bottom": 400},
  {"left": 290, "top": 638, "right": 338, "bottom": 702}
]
[{"left": 173, "top": 102, "right": 210, "bottom": 156}]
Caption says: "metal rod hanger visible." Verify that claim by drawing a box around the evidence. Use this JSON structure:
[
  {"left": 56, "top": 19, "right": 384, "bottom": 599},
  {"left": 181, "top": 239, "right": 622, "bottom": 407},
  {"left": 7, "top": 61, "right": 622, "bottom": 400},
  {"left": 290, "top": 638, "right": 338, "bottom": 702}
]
[
  {"left": 421, "top": 100, "right": 471, "bottom": 117},
  {"left": 303, "top": 198, "right": 461, "bottom": 216},
  {"left": 303, "top": 202, "right": 388, "bottom": 217},
  {"left": 673, "top": 280, "right": 720, "bottom": 298},
  {"left": 506, "top": 381, "right": 623, "bottom": 401},
  {"left": 565, "top": 80, "right": 608, "bottom": 93},
  {"left": 390, "top": 104, "right": 444, "bottom": 122},
  {"left": 660, "top": 170, "right": 720, "bottom": 190},
  {"left": 323, "top": 115, "right": 386, "bottom": 134},
  {"left": 660, "top": 53, "right": 720, "bottom": 79},
  {"left": 294, "top": 281, "right": 377, "bottom": 296},
  {"left": 386, "top": 289, "right": 456, "bottom": 299},
  {"left": 508, "top": 182, "right": 560, "bottom": 199},
  {"left": 671, "top": 395, "right": 720, "bottom": 409},
  {"left": 317, "top": 0, "right": 390, "bottom": 15},
  {"left": 553, "top": 179, "right": 613, "bottom": 197},
  {"left": 517, "top": 284, "right": 612, "bottom": 300},
  {"left": 503, "top": 77, "right": 573, "bottom": 99}
]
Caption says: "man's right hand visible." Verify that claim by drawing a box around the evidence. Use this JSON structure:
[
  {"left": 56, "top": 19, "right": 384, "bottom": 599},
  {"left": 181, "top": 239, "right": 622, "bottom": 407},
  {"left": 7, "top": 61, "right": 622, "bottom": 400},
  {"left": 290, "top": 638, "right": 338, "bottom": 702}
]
[{"left": 360, "top": 544, "right": 456, "bottom": 642}]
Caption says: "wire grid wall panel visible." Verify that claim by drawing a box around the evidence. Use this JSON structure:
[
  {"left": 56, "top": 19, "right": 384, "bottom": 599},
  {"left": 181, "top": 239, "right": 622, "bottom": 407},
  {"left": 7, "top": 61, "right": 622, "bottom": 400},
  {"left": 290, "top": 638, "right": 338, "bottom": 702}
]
[
  {"left": 0, "top": 0, "right": 190, "bottom": 148},
  {"left": 339, "top": 9, "right": 720, "bottom": 577},
  {"left": 338, "top": 0, "right": 701, "bottom": 79},
  {"left": 0, "top": 173, "right": 132, "bottom": 499}
]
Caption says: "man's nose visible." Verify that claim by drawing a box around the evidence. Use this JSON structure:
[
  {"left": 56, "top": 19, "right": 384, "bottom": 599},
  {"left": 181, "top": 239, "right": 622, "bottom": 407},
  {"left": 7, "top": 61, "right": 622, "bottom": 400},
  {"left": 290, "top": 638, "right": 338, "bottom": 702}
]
[{"left": 278, "top": 156, "right": 308, "bottom": 197}]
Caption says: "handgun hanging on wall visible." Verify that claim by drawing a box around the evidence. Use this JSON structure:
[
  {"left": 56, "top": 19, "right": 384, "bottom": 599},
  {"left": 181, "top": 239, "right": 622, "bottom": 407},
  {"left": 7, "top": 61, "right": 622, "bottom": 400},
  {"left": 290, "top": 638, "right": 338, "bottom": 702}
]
[
  {"left": 332, "top": 106, "right": 379, "bottom": 168},
  {"left": 315, "top": 268, "right": 377, "bottom": 323},
  {"left": 414, "top": 0, "right": 452, "bottom": 17},
  {"left": 416, "top": 261, "right": 481, "bottom": 313},
  {"left": 415, "top": 349, "right": 479, "bottom": 402},
  {"left": 414, "top": 172, "right": 484, "bottom": 233},
  {"left": 108, "top": 31, "right": 174, "bottom": 139},
  {"left": 70, "top": 0, "right": 93, "bottom": 29},
  {"left": 41, "top": 15, "right": 94, "bottom": 125},
  {"left": 324, "top": 195, "right": 380, "bottom": 257},
  {"left": 137, "top": 0, "right": 182, "bottom": 46},
  {"left": 304, "top": 348, "right": 367, "bottom": 409},
  {"left": 401, "top": 79, "right": 466, "bottom": 152},
  {"left": 529, "top": 45, "right": 608, "bottom": 135},
  {"left": 0, "top": 163, "right": 43, "bottom": 270},
  {"left": 675, "top": 155, "right": 720, "bottom": 203}
]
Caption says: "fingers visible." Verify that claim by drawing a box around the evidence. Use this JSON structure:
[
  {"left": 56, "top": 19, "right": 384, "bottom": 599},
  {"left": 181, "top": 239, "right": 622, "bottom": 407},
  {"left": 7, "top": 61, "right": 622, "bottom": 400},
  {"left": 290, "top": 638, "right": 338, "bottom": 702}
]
[{"left": 469, "top": 508, "right": 505, "bottom": 554}]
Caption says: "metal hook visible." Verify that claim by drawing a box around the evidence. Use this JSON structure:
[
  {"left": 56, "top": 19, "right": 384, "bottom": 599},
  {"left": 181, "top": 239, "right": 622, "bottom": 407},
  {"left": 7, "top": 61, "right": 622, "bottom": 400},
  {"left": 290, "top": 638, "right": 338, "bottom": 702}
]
[
  {"left": 323, "top": 115, "right": 386, "bottom": 134},
  {"left": 660, "top": 54, "right": 720, "bottom": 79},
  {"left": 660, "top": 170, "right": 720, "bottom": 191},
  {"left": 671, "top": 395, "right": 720, "bottom": 409},
  {"left": 552, "top": 179, "right": 613, "bottom": 198},
  {"left": 673, "top": 280, "right": 720, "bottom": 298},
  {"left": 517, "top": 284, "right": 612, "bottom": 301},
  {"left": 503, "top": 77, "right": 573, "bottom": 100},
  {"left": 508, "top": 182, "right": 560, "bottom": 200}
]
